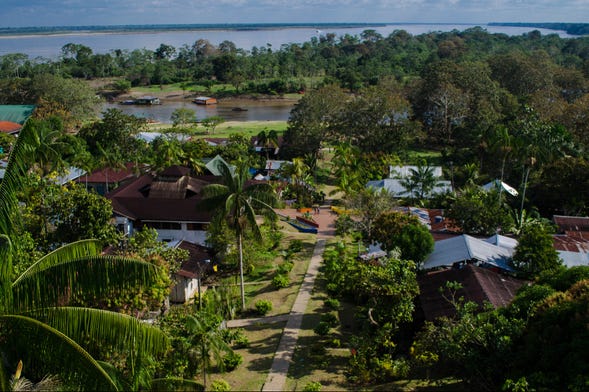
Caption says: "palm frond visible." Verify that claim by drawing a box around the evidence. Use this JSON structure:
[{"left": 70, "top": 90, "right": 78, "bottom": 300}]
[
  {"left": 200, "top": 184, "right": 229, "bottom": 200},
  {"left": 25, "top": 307, "right": 169, "bottom": 357},
  {"left": 0, "top": 235, "right": 13, "bottom": 312},
  {"left": 0, "top": 314, "right": 118, "bottom": 391},
  {"left": 12, "top": 256, "right": 158, "bottom": 312},
  {"left": 243, "top": 200, "right": 263, "bottom": 242},
  {"left": 0, "top": 121, "right": 37, "bottom": 237},
  {"left": 13, "top": 240, "right": 101, "bottom": 286}
]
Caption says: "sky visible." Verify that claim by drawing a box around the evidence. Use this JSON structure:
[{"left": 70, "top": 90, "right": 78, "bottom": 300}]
[{"left": 0, "top": 0, "right": 587, "bottom": 28}]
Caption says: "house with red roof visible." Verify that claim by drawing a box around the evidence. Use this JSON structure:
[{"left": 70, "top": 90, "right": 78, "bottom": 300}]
[{"left": 74, "top": 163, "right": 140, "bottom": 195}]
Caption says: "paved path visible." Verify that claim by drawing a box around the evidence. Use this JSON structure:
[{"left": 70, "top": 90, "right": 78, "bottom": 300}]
[{"left": 262, "top": 238, "right": 326, "bottom": 391}]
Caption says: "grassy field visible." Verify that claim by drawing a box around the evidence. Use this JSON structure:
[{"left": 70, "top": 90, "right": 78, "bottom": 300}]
[{"left": 146, "top": 120, "right": 288, "bottom": 139}]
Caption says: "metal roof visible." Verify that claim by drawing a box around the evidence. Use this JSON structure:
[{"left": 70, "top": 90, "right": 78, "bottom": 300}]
[
  {"left": 422, "top": 234, "right": 517, "bottom": 272},
  {"left": 0, "top": 105, "right": 35, "bottom": 125}
]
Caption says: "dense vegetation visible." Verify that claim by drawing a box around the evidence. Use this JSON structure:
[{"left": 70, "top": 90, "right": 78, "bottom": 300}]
[{"left": 2, "top": 26, "right": 589, "bottom": 390}]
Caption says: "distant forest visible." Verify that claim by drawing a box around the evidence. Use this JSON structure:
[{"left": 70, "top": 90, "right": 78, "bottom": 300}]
[{"left": 490, "top": 22, "right": 589, "bottom": 36}]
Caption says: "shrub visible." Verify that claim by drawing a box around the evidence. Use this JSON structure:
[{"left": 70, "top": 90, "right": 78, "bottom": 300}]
[
  {"left": 303, "top": 381, "right": 323, "bottom": 391},
  {"left": 272, "top": 274, "right": 290, "bottom": 289},
  {"left": 321, "top": 312, "right": 339, "bottom": 327},
  {"left": 221, "top": 328, "right": 249, "bottom": 349},
  {"left": 313, "top": 321, "right": 331, "bottom": 336},
  {"left": 211, "top": 379, "right": 231, "bottom": 391},
  {"left": 278, "top": 261, "right": 294, "bottom": 274},
  {"left": 324, "top": 298, "right": 340, "bottom": 310},
  {"left": 222, "top": 352, "right": 243, "bottom": 372},
  {"left": 255, "top": 299, "right": 273, "bottom": 315},
  {"left": 288, "top": 239, "right": 303, "bottom": 253}
]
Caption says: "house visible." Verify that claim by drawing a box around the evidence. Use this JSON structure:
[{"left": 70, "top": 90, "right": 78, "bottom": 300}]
[
  {"left": 74, "top": 163, "right": 139, "bottom": 195},
  {"left": 364, "top": 165, "right": 452, "bottom": 198},
  {"left": 422, "top": 234, "right": 518, "bottom": 273},
  {"left": 0, "top": 105, "right": 36, "bottom": 136},
  {"left": 193, "top": 96, "right": 218, "bottom": 105},
  {"left": 366, "top": 178, "right": 452, "bottom": 199},
  {"left": 169, "top": 240, "right": 215, "bottom": 303},
  {"left": 389, "top": 165, "right": 444, "bottom": 179},
  {"left": 552, "top": 215, "right": 589, "bottom": 267},
  {"left": 107, "top": 165, "right": 221, "bottom": 245},
  {"left": 417, "top": 264, "right": 526, "bottom": 321}
]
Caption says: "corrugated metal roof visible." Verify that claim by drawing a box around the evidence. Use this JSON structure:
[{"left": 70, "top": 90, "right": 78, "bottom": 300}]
[
  {"left": 0, "top": 105, "right": 35, "bottom": 124},
  {"left": 423, "top": 234, "right": 517, "bottom": 272},
  {"left": 553, "top": 215, "right": 589, "bottom": 233}
]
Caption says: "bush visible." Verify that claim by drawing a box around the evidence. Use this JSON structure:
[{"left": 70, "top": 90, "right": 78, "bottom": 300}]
[
  {"left": 222, "top": 352, "right": 243, "bottom": 372},
  {"left": 278, "top": 261, "right": 294, "bottom": 274},
  {"left": 211, "top": 379, "right": 231, "bottom": 391},
  {"left": 272, "top": 274, "right": 290, "bottom": 289},
  {"left": 313, "top": 321, "right": 331, "bottom": 336},
  {"left": 221, "top": 328, "right": 249, "bottom": 349},
  {"left": 324, "top": 298, "right": 340, "bottom": 310},
  {"left": 320, "top": 312, "right": 339, "bottom": 327},
  {"left": 288, "top": 239, "right": 303, "bottom": 253},
  {"left": 303, "top": 381, "right": 323, "bottom": 391},
  {"left": 254, "top": 299, "right": 273, "bottom": 315}
]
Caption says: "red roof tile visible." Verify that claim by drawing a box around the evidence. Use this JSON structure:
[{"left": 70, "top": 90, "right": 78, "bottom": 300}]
[{"left": 0, "top": 121, "right": 21, "bottom": 133}]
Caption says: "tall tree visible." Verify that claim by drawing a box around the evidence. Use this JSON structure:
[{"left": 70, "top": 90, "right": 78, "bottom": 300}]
[{"left": 201, "top": 160, "right": 277, "bottom": 310}]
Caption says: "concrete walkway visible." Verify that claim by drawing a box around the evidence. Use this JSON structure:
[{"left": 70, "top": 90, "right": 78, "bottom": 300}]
[{"left": 262, "top": 238, "right": 326, "bottom": 391}]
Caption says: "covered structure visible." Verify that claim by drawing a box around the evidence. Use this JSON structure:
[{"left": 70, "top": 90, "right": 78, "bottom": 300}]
[{"left": 422, "top": 234, "right": 517, "bottom": 272}]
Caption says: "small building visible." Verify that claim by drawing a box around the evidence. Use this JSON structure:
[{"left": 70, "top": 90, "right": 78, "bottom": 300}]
[
  {"left": 193, "top": 96, "right": 218, "bottom": 105},
  {"left": 170, "top": 240, "right": 215, "bottom": 303}
]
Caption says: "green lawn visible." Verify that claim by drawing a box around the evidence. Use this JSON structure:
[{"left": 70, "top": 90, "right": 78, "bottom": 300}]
[{"left": 147, "top": 120, "right": 288, "bottom": 139}]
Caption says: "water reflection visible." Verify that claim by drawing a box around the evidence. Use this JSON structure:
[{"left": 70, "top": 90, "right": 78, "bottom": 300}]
[{"left": 102, "top": 99, "right": 294, "bottom": 123}]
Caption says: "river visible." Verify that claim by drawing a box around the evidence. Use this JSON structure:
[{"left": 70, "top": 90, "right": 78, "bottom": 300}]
[
  {"left": 102, "top": 98, "right": 295, "bottom": 123},
  {"left": 0, "top": 23, "right": 574, "bottom": 59}
]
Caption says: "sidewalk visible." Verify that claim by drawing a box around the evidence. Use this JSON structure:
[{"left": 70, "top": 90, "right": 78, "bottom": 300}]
[{"left": 261, "top": 238, "right": 326, "bottom": 391}]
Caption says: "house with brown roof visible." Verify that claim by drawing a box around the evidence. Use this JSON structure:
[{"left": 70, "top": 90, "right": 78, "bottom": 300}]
[
  {"left": 107, "top": 165, "right": 222, "bottom": 245},
  {"left": 170, "top": 240, "right": 215, "bottom": 303},
  {"left": 417, "top": 264, "right": 526, "bottom": 321}
]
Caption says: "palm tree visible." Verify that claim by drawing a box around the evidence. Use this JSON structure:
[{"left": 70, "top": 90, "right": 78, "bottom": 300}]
[
  {"left": 201, "top": 160, "right": 276, "bottom": 310},
  {"left": 186, "top": 311, "right": 231, "bottom": 390},
  {"left": 399, "top": 161, "right": 441, "bottom": 203},
  {"left": 0, "top": 122, "right": 169, "bottom": 390},
  {"left": 256, "top": 129, "right": 279, "bottom": 160}
]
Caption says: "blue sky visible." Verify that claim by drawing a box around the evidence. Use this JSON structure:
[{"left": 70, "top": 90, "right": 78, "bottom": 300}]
[{"left": 1, "top": 0, "right": 587, "bottom": 27}]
